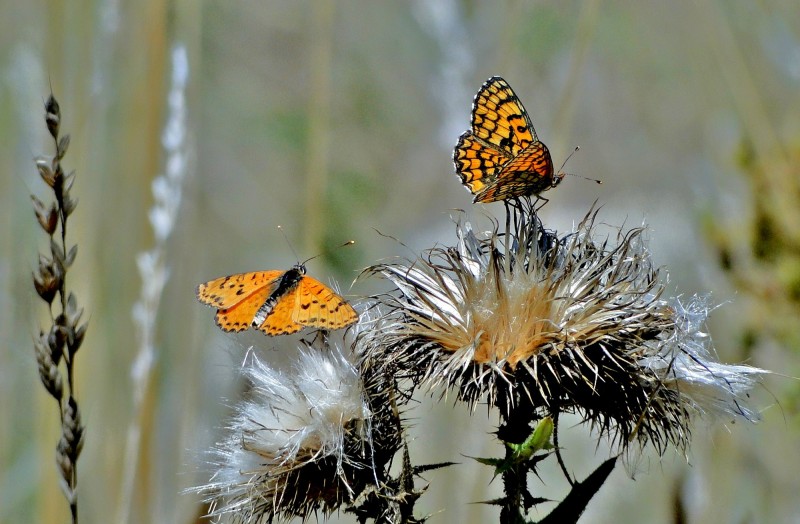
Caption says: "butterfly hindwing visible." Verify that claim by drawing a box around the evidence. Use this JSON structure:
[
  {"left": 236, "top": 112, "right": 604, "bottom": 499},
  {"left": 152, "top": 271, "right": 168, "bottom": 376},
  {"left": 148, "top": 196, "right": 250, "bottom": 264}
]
[
  {"left": 475, "top": 142, "right": 558, "bottom": 203},
  {"left": 256, "top": 286, "right": 305, "bottom": 336},
  {"left": 293, "top": 275, "right": 358, "bottom": 330},
  {"left": 214, "top": 286, "right": 272, "bottom": 332},
  {"left": 502, "top": 141, "right": 553, "bottom": 178},
  {"left": 453, "top": 132, "right": 508, "bottom": 196}
]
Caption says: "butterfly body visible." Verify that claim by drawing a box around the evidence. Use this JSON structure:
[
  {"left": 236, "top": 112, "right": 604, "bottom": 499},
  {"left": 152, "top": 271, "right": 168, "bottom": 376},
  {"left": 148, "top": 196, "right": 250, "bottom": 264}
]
[
  {"left": 454, "top": 76, "right": 563, "bottom": 203},
  {"left": 251, "top": 265, "right": 306, "bottom": 328},
  {"left": 197, "top": 264, "right": 357, "bottom": 336}
]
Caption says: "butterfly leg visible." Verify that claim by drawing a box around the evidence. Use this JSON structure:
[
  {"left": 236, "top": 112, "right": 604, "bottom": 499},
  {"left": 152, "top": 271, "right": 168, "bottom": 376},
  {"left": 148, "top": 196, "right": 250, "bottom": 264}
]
[
  {"left": 303, "top": 328, "right": 331, "bottom": 350},
  {"left": 533, "top": 195, "right": 550, "bottom": 214},
  {"left": 509, "top": 197, "right": 529, "bottom": 242},
  {"left": 503, "top": 199, "right": 513, "bottom": 247},
  {"left": 503, "top": 199, "right": 523, "bottom": 261}
]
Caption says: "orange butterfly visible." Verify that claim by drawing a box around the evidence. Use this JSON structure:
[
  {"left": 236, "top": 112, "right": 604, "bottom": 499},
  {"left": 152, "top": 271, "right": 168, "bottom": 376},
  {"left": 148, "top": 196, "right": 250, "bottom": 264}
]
[
  {"left": 453, "top": 76, "right": 563, "bottom": 203},
  {"left": 196, "top": 264, "right": 358, "bottom": 336}
]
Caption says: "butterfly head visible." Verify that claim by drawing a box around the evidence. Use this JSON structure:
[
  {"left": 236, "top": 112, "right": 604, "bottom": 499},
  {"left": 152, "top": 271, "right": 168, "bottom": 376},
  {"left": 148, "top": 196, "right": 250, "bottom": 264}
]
[{"left": 292, "top": 263, "right": 307, "bottom": 276}]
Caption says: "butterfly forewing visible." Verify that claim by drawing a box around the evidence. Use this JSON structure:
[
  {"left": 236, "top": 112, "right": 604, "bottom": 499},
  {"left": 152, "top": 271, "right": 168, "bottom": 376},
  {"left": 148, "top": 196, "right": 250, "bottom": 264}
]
[
  {"left": 197, "top": 270, "right": 284, "bottom": 309},
  {"left": 293, "top": 276, "right": 358, "bottom": 330},
  {"left": 471, "top": 77, "right": 536, "bottom": 157}
]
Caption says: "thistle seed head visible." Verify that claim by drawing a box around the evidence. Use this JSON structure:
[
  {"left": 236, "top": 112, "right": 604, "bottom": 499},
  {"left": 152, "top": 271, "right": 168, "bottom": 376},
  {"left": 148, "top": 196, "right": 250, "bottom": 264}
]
[{"left": 363, "top": 201, "right": 766, "bottom": 454}]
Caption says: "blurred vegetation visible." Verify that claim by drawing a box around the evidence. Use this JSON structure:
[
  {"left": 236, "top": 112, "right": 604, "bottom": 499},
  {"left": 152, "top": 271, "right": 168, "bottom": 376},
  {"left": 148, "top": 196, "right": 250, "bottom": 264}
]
[
  {"left": 1, "top": 1, "right": 799, "bottom": 523},
  {"left": 705, "top": 141, "right": 800, "bottom": 404}
]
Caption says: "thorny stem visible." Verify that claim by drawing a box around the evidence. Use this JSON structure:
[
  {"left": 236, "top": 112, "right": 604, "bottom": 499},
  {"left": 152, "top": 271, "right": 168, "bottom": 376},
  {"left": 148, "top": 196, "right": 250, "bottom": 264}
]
[
  {"left": 497, "top": 395, "right": 537, "bottom": 524},
  {"left": 499, "top": 454, "right": 526, "bottom": 524}
]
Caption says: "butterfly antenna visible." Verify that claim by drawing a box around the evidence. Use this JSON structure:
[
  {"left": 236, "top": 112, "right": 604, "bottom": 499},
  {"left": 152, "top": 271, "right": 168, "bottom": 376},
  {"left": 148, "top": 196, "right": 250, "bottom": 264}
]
[
  {"left": 277, "top": 225, "right": 302, "bottom": 263},
  {"left": 300, "top": 240, "right": 355, "bottom": 266},
  {"left": 557, "top": 146, "right": 580, "bottom": 174},
  {"left": 559, "top": 146, "right": 602, "bottom": 185}
]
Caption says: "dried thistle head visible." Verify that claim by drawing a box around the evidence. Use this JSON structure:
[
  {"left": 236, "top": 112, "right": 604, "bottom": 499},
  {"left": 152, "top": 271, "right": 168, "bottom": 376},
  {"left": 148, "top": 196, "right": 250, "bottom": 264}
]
[
  {"left": 363, "top": 201, "right": 765, "bottom": 453},
  {"left": 194, "top": 344, "right": 402, "bottom": 523}
]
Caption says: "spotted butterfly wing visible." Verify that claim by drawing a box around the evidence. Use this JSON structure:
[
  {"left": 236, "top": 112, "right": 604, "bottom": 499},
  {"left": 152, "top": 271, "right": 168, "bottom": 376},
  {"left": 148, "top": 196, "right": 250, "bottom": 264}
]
[
  {"left": 196, "top": 271, "right": 284, "bottom": 309},
  {"left": 197, "top": 271, "right": 284, "bottom": 332},
  {"left": 469, "top": 76, "right": 537, "bottom": 156},
  {"left": 453, "top": 76, "right": 562, "bottom": 203},
  {"left": 473, "top": 142, "right": 555, "bottom": 203},
  {"left": 292, "top": 275, "right": 359, "bottom": 331},
  {"left": 452, "top": 133, "right": 509, "bottom": 197},
  {"left": 257, "top": 286, "right": 305, "bottom": 335},
  {"left": 196, "top": 266, "right": 357, "bottom": 336}
]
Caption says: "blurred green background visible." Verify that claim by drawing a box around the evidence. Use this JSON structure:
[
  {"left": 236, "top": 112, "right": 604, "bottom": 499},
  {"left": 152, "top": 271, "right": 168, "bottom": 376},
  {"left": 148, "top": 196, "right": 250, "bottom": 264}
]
[{"left": 2, "top": 1, "right": 799, "bottom": 522}]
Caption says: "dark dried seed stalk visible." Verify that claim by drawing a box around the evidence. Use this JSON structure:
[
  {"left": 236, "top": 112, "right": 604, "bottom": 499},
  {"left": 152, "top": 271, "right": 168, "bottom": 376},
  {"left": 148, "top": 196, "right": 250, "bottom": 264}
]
[{"left": 32, "top": 94, "right": 87, "bottom": 524}]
